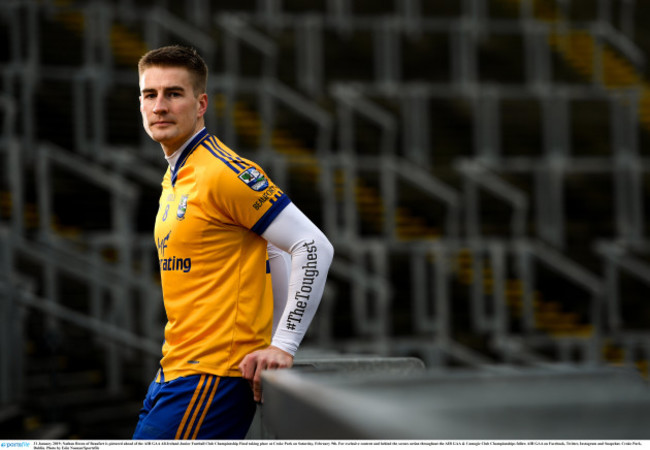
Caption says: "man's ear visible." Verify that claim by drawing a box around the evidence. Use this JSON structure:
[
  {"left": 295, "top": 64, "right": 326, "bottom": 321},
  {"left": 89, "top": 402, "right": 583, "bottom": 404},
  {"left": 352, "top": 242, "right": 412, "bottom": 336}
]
[{"left": 197, "top": 93, "right": 208, "bottom": 117}]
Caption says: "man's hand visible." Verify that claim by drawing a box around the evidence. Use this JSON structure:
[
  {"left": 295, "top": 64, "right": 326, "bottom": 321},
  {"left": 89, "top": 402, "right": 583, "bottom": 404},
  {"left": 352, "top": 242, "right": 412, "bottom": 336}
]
[{"left": 239, "top": 345, "right": 294, "bottom": 402}]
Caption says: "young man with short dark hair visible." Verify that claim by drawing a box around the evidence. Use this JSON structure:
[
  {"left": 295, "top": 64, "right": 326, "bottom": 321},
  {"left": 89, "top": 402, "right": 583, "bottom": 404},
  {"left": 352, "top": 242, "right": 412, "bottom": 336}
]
[{"left": 133, "top": 45, "right": 333, "bottom": 440}]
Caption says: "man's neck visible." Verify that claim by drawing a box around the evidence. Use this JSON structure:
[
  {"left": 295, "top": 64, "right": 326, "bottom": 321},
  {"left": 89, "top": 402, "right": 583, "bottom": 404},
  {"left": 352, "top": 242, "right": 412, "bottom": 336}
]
[
  {"left": 161, "top": 123, "right": 206, "bottom": 156},
  {"left": 162, "top": 127, "right": 206, "bottom": 170}
]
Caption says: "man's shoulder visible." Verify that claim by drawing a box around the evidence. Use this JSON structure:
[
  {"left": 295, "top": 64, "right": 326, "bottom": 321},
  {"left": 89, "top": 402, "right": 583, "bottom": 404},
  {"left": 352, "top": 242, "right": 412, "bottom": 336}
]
[{"left": 196, "top": 135, "right": 257, "bottom": 177}]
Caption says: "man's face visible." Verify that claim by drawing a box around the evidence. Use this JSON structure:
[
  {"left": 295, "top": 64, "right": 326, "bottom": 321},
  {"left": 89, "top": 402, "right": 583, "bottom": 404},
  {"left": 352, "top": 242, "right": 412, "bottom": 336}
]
[{"left": 139, "top": 66, "right": 208, "bottom": 155}]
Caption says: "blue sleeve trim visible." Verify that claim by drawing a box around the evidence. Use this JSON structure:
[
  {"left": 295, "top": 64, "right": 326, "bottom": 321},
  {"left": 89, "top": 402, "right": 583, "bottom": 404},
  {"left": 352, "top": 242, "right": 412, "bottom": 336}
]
[{"left": 251, "top": 195, "right": 291, "bottom": 235}]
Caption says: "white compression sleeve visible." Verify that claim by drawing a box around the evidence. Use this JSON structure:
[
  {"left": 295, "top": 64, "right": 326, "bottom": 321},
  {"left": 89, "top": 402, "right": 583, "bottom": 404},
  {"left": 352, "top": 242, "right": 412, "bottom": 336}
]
[
  {"left": 267, "top": 242, "right": 290, "bottom": 334},
  {"left": 262, "top": 202, "right": 334, "bottom": 355}
]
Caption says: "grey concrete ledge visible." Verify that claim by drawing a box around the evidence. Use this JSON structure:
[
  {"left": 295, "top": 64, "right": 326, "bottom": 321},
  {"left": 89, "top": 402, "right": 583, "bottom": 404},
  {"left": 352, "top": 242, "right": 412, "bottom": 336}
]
[
  {"left": 246, "top": 353, "right": 426, "bottom": 439},
  {"left": 293, "top": 354, "right": 426, "bottom": 375},
  {"left": 259, "top": 364, "right": 650, "bottom": 440}
]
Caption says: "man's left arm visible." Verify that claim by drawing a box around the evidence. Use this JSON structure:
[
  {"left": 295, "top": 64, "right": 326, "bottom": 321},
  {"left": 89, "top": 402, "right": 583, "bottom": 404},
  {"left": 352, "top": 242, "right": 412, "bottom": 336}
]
[
  {"left": 267, "top": 242, "right": 291, "bottom": 335},
  {"left": 239, "top": 203, "right": 334, "bottom": 401}
]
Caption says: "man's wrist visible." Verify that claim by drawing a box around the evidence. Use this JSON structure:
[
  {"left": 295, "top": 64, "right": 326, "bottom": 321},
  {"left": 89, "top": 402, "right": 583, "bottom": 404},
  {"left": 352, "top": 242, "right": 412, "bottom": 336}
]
[{"left": 269, "top": 341, "right": 296, "bottom": 357}]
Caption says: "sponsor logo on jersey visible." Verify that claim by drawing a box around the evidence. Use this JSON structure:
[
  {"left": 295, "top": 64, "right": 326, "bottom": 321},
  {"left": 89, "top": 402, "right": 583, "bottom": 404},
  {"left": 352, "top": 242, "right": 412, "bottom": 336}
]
[
  {"left": 156, "top": 230, "right": 192, "bottom": 273},
  {"left": 252, "top": 185, "right": 278, "bottom": 210},
  {"left": 177, "top": 195, "right": 188, "bottom": 220},
  {"left": 238, "top": 167, "right": 269, "bottom": 191},
  {"left": 160, "top": 255, "right": 192, "bottom": 273},
  {"left": 157, "top": 231, "right": 171, "bottom": 257}
]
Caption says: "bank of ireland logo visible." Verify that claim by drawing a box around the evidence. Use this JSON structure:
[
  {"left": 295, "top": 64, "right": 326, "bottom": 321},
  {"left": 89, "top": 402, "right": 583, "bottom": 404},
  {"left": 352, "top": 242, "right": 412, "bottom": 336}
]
[
  {"left": 238, "top": 167, "right": 269, "bottom": 191},
  {"left": 177, "top": 195, "right": 188, "bottom": 220}
]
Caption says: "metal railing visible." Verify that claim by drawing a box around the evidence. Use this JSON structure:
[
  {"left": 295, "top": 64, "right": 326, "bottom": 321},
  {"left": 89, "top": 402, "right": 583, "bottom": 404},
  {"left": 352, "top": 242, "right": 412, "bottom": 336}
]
[{"left": 2, "top": 0, "right": 650, "bottom": 409}]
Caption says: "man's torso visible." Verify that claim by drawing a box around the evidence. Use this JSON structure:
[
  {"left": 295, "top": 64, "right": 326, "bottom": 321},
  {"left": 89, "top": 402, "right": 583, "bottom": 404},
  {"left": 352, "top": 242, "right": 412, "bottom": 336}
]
[{"left": 154, "top": 130, "right": 290, "bottom": 380}]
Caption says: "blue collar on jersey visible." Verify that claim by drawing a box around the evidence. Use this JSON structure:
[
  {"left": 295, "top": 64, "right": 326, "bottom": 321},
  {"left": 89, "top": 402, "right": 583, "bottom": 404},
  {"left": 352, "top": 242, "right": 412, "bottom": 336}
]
[{"left": 170, "top": 128, "right": 209, "bottom": 186}]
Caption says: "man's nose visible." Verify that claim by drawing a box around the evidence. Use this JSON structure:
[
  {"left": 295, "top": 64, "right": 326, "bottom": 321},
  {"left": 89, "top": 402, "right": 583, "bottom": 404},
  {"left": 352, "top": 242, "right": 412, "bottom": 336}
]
[{"left": 153, "top": 96, "right": 168, "bottom": 114}]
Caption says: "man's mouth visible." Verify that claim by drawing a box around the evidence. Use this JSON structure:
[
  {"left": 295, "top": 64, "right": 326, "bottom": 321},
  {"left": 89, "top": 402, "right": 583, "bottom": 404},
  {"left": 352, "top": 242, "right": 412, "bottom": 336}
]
[{"left": 152, "top": 121, "right": 173, "bottom": 127}]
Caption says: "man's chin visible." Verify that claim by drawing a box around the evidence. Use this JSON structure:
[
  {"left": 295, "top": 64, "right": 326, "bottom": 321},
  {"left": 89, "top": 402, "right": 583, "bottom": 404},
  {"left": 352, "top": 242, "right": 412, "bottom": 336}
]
[{"left": 149, "top": 130, "right": 176, "bottom": 144}]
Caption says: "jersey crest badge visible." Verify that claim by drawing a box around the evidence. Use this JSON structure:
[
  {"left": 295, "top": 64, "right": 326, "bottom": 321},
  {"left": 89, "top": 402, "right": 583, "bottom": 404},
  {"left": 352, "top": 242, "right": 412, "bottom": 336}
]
[
  {"left": 238, "top": 167, "right": 269, "bottom": 191},
  {"left": 176, "top": 195, "right": 188, "bottom": 220}
]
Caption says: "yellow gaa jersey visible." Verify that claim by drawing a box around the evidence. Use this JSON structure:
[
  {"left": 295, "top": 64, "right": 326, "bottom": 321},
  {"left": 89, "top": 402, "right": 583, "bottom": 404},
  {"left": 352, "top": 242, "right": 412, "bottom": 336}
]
[{"left": 153, "top": 129, "right": 291, "bottom": 381}]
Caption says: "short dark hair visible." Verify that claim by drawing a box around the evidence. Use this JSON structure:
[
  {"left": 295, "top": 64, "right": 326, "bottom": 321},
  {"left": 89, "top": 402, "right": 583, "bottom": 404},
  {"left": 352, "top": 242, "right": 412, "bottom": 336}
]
[{"left": 138, "top": 45, "right": 208, "bottom": 95}]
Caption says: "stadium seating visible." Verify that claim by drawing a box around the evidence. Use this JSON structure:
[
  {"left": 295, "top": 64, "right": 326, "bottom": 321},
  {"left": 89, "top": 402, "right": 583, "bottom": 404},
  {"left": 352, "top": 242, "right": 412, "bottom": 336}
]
[{"left": 1, "top": 0, "right": 650, "bottom": 438}]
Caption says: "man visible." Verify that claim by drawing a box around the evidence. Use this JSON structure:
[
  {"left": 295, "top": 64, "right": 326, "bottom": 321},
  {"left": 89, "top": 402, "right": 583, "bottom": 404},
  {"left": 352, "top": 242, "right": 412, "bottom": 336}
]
[{"left": 132, "top": 45, "right": 334, "bottom": 439}]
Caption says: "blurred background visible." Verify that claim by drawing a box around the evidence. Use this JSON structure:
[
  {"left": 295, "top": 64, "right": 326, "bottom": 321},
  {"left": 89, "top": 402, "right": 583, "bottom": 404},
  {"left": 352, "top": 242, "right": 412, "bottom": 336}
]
[{"left": 1, "top": 0, "right": 650, "bottom": 439}]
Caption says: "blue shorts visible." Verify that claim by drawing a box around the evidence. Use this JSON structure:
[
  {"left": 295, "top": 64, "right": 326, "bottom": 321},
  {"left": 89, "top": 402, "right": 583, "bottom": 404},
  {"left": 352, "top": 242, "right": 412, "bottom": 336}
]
[{"left": 133, "top": 373, "right": 256, "bottom": 440}]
